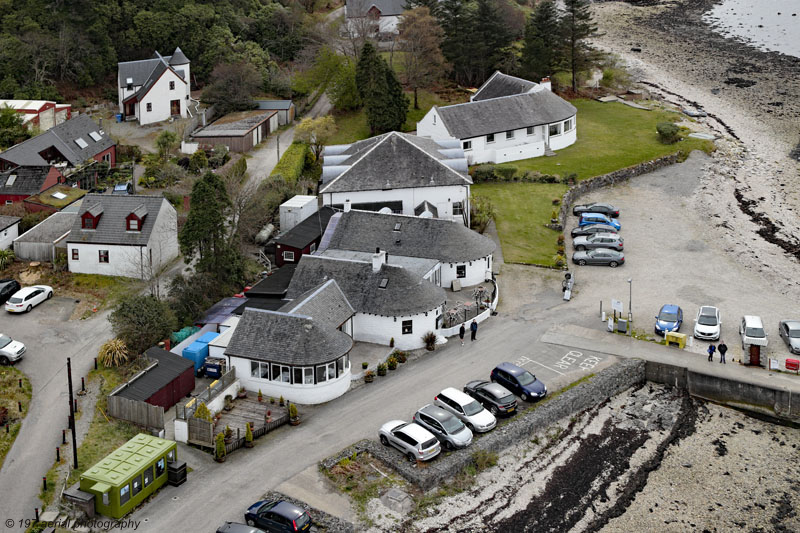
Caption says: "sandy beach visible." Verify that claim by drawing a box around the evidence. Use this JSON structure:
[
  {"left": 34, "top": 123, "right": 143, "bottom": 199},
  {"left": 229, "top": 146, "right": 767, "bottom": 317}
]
[{"left": 591, "top": 0, "right": 800, "bottom": 300}]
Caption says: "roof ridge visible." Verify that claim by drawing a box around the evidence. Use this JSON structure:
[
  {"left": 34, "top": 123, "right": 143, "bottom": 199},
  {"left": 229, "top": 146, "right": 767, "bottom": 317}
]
[
  {"left": 320, "top": 132, "right": 394, "bottom": 193},
  {"left": 439, "top": 91, "right": 539, "bottom": 113},
  {"left": 398, "top": 134, "right": 471, "bottom": 185},
  {"left": 471, "top": 70, "right": 502, "bottom": 100}
]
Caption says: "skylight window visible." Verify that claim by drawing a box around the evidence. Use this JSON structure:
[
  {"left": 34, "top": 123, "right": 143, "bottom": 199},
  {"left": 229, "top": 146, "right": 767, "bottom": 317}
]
[
  {"left": 393, "top": 223, "right": 401, "bottom": 232},
  {"left": 89, "top": 131, "right": 102, "bottom": 142},
  {"left": 74, "top": 138, "right": 88, "bottom": 149},
  {"left": 6, "top": 175, "right": 16, "bottom": 187},
  {"left": 52, "top": 192, "right": 67, "bottom": 200},
  {"left": 379, "top": 278, "right": 389, "bottom": 289}
]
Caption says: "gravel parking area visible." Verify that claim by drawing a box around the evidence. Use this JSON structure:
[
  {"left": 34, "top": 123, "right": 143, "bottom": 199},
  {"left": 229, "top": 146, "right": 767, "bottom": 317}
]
[{"left": 565, "top": 151, "right": 800, "bottom": 369}]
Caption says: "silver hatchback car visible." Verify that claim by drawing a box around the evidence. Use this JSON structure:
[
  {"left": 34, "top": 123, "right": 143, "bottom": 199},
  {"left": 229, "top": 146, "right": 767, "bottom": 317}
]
[{"left": 413, "top": 404, "right": 473, "bottom": 450}]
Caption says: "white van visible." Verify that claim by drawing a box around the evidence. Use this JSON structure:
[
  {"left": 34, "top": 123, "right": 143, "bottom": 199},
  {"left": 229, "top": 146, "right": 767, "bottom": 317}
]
[{"left": 740, "top": 315, "right": 768, "bottom": 348}]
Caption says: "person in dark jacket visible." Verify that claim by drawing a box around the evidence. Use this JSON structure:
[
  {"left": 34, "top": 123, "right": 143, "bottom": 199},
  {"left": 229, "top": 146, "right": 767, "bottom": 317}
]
[
  {"left": 470, "top": 320, "right": 478, "bottom": 341},
  {"left": 707, "top": 343, "right": 716, "bottom": 362},
  {"left": 718, "top": 340, "right": 727, "bottom": 364},
  {"left": 459, "top": 324, "right": 466, "bottom": 346}
]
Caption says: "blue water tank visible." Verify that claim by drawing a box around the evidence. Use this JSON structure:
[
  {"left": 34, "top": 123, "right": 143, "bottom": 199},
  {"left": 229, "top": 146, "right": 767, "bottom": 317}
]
[
  {"left": 182, "top": 341, "right": 210, "bottom": 375},
  {"left": 196, "top": 332, "right": 220, "bottom": 345}
]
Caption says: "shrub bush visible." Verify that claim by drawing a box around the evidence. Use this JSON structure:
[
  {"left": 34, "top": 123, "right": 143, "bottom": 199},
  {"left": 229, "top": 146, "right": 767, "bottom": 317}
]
[
  {"left": 188, "top": 149, "right": 208, "bottom": 174},
  {"left": 215, "top": 432, "right": 226, "bottom": 460},
  {"left": 208, "top": 145, "right": 230, "bottom": 169},
  {"left": 391, "top": 349, "right": 408, "bottom": 363},
  {"left": 98, "top": 338, "right": 130, "bottom": 367},
  {"left": 470, "top": 195, "right": 497, "bottom": 234},
  {"left": 494, "top": 166, "right": 517, "bottom": 181},
  {"left": 656, "top": 122, "right": 680, "bottom": 144},
  {"left": 271, "top": 142, "right": 309, "bottom": 183},
  {"left": 386, "top": 356, "right": 398, "bottom": 370},
  {"left": 194, "top": 402, "right": 213, "bottom": 422},
  {"left": 470, "top": 164, "right": 497, "bottom": 182},
  {"left": 422, "top": 331, "right": 437, "bottom": 351},
  {"left": 557, "top": 234, "right": 565, "bottom": 245}
]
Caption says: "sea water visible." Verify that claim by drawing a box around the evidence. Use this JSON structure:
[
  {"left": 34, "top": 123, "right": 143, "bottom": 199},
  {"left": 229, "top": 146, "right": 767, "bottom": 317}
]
[{"left": 702, "top": 0, "right": 800, "bottom": 58}]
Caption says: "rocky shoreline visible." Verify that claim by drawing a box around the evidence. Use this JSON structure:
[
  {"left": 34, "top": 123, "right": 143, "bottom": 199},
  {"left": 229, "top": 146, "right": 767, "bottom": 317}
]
[{"left": 592, "top": 0, "right": 800, "bottom": 300}]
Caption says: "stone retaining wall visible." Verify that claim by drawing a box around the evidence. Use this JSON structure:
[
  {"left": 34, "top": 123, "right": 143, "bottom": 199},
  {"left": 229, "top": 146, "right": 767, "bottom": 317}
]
[
  {"left": 558, "top": 154, "right": 680, "bottom": 228},
  {"left": 323, "top": 359, "right": 646, "bottom": 491}
]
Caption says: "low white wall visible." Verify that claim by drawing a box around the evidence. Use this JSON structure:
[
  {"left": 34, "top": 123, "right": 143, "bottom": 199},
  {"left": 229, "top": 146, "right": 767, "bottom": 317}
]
[
  {"left": 207, "top": 379, "right": 241, "bottom": 414},
  {"left": 439, "top": 279, "right": 499, "bottom": 337},
  {"left": 494, "top": 142, "right": 545, "bottom": 164},
  {"left": 550, "top": 127, "right": 577, "bottom": 151},
  {"left": 181, "top": 141, "right": 199, "bottom": 154},
  {"left": 174, "top": 419, "right": 188, "bottom": 443}
]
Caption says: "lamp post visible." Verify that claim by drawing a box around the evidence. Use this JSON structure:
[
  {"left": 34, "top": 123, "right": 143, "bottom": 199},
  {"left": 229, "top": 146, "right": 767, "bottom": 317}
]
[{"left": 627, "top": 278, "right": 633, "bottom": 328}]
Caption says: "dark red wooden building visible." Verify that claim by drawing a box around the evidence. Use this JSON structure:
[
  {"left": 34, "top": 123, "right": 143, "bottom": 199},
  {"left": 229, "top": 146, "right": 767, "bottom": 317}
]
[{"left": 114, "top": 347, "right": 195, "bottom": 409}]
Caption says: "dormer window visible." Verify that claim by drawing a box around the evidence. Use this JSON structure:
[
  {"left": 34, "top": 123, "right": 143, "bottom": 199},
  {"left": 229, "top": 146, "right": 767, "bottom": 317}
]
[
  {"left": 127, "top": 204, "right": 147, "bottom": 232},
  {"left": 128, "top": 218, "right": 139, "bottom": 231},
  {"left": 82, "top": 217, "right": 94, "bottom": 229},
  {"left": 82, "top": 202, "right": 103, "bottom": 230}
]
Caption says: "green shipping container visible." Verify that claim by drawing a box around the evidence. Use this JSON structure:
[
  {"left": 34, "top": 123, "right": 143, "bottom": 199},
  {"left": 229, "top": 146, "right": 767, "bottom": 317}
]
[{"left": 79, "top": 433, "right": 177, "bottom": 519}]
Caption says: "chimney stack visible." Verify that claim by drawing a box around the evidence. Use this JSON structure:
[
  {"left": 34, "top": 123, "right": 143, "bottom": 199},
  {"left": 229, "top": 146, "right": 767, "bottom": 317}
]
[
  {"left": 540, "top": 77, "right": 552, "bottom": 92},
  {"left": 344, "top": 200, "right": 351, "bottom": 213},
  {"left": 372, "top": 249, "right": 386, "bottom": 272}
]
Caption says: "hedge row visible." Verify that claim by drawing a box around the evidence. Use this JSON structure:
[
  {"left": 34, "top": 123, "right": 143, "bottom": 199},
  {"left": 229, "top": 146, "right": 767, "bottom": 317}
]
[
  {"left": 270, "top": 142, "right": 309, "bottom": 182},
  {"left": 469, "top": 164, "right": 575, "bottom": 185}
]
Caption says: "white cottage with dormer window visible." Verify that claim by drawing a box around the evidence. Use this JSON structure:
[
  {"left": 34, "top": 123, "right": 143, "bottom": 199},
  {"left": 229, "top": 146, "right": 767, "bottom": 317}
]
[{"left": 117, "top": 47, "right": 192, "bottom": 125}]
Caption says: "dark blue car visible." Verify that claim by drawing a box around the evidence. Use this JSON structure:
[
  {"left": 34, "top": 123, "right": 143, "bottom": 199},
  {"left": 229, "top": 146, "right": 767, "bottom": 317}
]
[
  {"left": 578, "top": 213, "right": 621, "bottom": 231},
  {"left": 490, "top": 362, "right": 547, "bottom": 402},
  {"left": 245, "top": 500, "right": 313, "bottom": 532},
  {"left": 655, "top": 304, "right": 683, "bottom": 336}
]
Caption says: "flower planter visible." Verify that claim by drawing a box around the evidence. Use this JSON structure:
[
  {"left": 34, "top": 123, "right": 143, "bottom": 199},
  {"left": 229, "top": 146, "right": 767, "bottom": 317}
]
[
  {"left": 244, "top": 441, "right": 254, "bottom": 449},
  {"left": 377, "top": 368, "right": 387, "bottom": 376},
  {"left": 289, "top": 417, "right": 300, "bottom": 426},
  {"left": 215, "top": 455, "right": 226, "bottom": 463}
]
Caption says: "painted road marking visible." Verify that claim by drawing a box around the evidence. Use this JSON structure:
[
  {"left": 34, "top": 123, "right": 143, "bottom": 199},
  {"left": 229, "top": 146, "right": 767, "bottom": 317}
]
[
  {"left": 515, "top": 355, "right": 565, "bottom": 376},
  {"left": 552, "top": 350, "right": 603, "bottom": 371}
]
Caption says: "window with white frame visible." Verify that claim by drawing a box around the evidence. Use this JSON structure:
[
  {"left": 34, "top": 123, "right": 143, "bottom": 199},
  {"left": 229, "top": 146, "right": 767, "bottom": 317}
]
[
  {"left": 169, "top": 81, "right": 175, "bottom": 90},
  {"left": 103, "top": 153, "right": 111, "bottom": 163},
  {"left": 462, "top": 140, "right": 472, "bottom": 150},
  {"left": 72, "top": 249, "right": 79, "bottom": 260},
  {"left": 316, "top": 365, "right": 327, "bottom": 383},
  {"left": 146, "top": 103, "right": 152, "bottom": 112},
  {"left": 251, "top": 361, "right": 260, "bottom": 378},
  {"left": 310, "top": 242, "right": 316, "bottom": 253},
  {"left": 283, "top": 251, "right": 295, "bottom": 262},
  {"left": 304, "top": 367, "right": 314, "bottom": 384},
  {"left": 549, "top": 123, "right": 561, "bottom": 137},
  {"left": 402, "top": 320, "right": 413, "bottom": 334},
  {"left": 98, "top": 250, "right": 109, "bottom": 263},
  {"left": 506, "top": 130, "right": 515, "bottom": 140},
  {"left": 456, "top": 265, "right": 466, "bottom": 278},
  {"left": 326, "top": 361, "right": 336, "bottom": 380},
  {"left": 260, "top": 362, "right": 269, "bottom": 379},
  {"left": 453, "top": 202, "right": 463, "bottom": 216},
  {"left": 527, "top": 126, "right": 535, "bottom": 136},
  {"left": 271, "top": 363, "right": 290, "bottom": 382},
  {"left": 486, "top": 133, "right": 495, "bottom": 144},
  {"left": 564, "top": 118, "right": 573, "bottom": 132}
]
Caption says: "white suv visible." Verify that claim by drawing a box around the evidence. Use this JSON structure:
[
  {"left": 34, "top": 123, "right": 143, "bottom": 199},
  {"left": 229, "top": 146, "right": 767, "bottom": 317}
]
[
  {"left": 740, "top": 315, "right": 768, "bottom": 348},
  {"left": 694, "top": 306, "right": 721, "bottom": 340},
  {"left": 379, "top": 420, "right": 441, "bottom": 462},
  {"left": 434, "top": 387, "right": 496, "bottom": 433}
]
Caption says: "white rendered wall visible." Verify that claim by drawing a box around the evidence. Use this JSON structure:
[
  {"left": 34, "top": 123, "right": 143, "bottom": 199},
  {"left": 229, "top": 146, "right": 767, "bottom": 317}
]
[
  {"left": 0, "top": 223, "right": 18, "bottom": 249},
  {"left": 322, "top": 185, "right": 469, "bottom": 224},
  {"left": 549, "top": 118, "right": 578, "bottom": 150},
  {"left": 440, "top": 255, "right": 493, "bottom": 288},
  {"left": 138, "top": 71, "right": 188, "bottom": 125},
  {"left": 352, "top": 310, "right": 442, "bottom": 350},
  {"left": 230, "top": 357, "right": 351, "bottom": 405},
  {"left": 416, "top": 108, "right": 455, "bottom": 142}
]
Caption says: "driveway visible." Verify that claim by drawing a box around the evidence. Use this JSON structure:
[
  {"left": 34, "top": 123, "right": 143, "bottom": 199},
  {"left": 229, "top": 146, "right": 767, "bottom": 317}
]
[
  {"left": 564, "top": 150, "right": 800, "bottom": 366},
  {"left": 0, "top": 300, "right": 113, "bottom": 529}
]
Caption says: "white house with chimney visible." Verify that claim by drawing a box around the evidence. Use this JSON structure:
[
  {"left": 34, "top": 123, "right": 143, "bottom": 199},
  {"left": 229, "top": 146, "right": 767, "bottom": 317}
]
[
  {"left": 345, "top": 0, "right": 405, "bottom": 35},
  {"left": 117, "top": 47, "right": 192, "bottom": 125},
  {"left": 417, "top": 72, "right": 577, "bottom": 165}
]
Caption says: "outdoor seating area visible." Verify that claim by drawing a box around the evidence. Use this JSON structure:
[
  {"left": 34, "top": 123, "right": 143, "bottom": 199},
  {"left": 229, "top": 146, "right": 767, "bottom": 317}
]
[
  {"left": 442, "top": 282, "right": 496, "bottom": 328},
  {"left": 214, "top": 394, "right": 289, "bottom": 444}
]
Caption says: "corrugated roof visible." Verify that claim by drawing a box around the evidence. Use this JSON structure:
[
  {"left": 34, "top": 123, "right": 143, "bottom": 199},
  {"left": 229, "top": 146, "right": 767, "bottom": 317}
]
[
  {"left": 66, "top": 194, "right": 170, "bottom": 246},
  {"left": 327, "top": 210, "right": 495, "bottom": 263},
  {"left": 436, "top": 90, "right": 576, "bottom": 140},
  {"left": 275, "top": 207, "right": 335, "bottom": 249},
  {"left": 114, "top": 347, "right": 194, "bottom": 402}
]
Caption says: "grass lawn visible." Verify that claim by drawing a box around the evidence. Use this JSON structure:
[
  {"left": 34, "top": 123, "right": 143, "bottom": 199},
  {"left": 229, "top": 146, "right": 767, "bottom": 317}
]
[
  {"left": 327, "top": 88, "right": 468, "bottom": 145},
  {"left": 495, "top": 100, "right": 715, "bottom": 180},
  {"left": 472, "top": 183, "right": 567, "bottom": 265},
  {"left": 0, "top": 367, "right": 32, "bottom": 470}
]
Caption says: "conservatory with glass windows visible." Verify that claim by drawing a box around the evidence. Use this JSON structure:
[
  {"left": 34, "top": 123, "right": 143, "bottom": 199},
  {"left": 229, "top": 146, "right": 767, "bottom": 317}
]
[{"left": 79, "top": 434, "right": 177, "bottom": 518}]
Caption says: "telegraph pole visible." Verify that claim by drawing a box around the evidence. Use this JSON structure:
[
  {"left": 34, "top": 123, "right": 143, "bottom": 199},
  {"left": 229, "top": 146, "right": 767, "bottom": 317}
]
[{"left": 67, "top": 358, "right": 78, "bottom": 468}]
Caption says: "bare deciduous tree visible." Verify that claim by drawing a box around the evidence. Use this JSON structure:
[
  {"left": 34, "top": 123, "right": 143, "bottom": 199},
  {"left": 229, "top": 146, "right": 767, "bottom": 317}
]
[{"left": 398, "top": 7, "right": 448, "bottom": 109}]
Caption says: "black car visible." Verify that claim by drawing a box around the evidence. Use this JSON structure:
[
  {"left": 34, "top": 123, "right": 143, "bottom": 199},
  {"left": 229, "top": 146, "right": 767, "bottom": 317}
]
[
  {"left": 0, "top": 279, "right": 21, "bottom": 306},
  {"left": 245, "top": 500, "right": 314, "bottom": 532},
  {"left": 218, "top": 523, "right": 266, "bottom": 533},
  {"left": 490, "top": 362, "right": 547, "bottom": 402},
  {"left": 570, "top": 223, "right": 619, "bottom": 238},
  {"left": 463, "top": 380, "right": 517, "bottom": 417},
  {"left": 572, "top": 202, "right": 619, "bottom": 218}
]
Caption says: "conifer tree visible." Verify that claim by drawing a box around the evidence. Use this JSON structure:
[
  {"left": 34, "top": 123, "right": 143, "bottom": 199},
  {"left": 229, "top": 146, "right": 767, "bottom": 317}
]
[
  {"left": 521, "top": 0, "right": 563, "bottom": 82},
  {"left": 562, "top": 0, "right": 599, "bottom": 92}
]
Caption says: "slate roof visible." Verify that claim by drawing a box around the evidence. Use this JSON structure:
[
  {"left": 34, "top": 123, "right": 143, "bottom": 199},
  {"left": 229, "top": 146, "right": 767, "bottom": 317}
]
[
  {"left": 472, "top": 72, "right": 538, "bottom": 102},
  {"left": 66, "top": 194, "right": 170, "bottom": 246},
  {"left": 320, "top": 131, "right": 471, "bottom": 193},
  {"left": 275, "top": 207, "right": 335, "bottom": 249},
  {"left": 13, "top": 212, "right": 74, "bottom": 243},
  {"left": 115, "top": 347, "right": 194, "bottom": 403},
  {"left": 0, "top": 215, "right": 20, "bottom": 232},
  {"left": 320, "top": 248, "right": 439, "bottom": 279},
  {"left": 287, "top": 255, "right": 446, "bottom": 316},
  {"left": 192, "top": 110, "right": 276, "bottom": 137},
  {"left": 245, "top": 265, "right": 297, "bottom": 298},
  {"left": 225, "top": 308, "right": 353, "bottom": 366},
  {"left": 233, "top": 298, "right": 287, "bottom": 315},
  {"left": 0, "top": 166, "right": 53, "bottom": 195},
  {"left": 279, "top": 279, "right": 354, "bottom": 329},
  {"left": 346, "top": 0, "right": 407, "bottom": 17},
  {"left": 327, "top": 210, "right": 495, "bottom": 263},
  {"left": 436, "top": 91, "right": 577, "bottom": 140},
  {"left": 0, "top": 115, "right": 115, "bottom": 167},
  {"left": 414, "top": 200, "right": 438, "bottom": 217},
  {"left": 118, "top": 48, "right": 188, "bottom": 89}
]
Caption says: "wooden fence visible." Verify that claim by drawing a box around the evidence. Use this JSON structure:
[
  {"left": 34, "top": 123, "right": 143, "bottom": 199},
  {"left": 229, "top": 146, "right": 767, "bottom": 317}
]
[
  {"left": 224, "top": 414, "right": 289, "bottom": 454},
  {"left": 187, "top": 416, "right": 215, "bottom": 448},
  {"left": 107, "top": 396, "right": 164, "bottom": 430}
]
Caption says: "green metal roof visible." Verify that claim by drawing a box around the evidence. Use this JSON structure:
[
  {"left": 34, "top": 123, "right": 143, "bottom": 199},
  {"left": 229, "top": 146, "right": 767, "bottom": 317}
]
[{"left": 81, "top": 433, "right": 176, "bottom": 488}]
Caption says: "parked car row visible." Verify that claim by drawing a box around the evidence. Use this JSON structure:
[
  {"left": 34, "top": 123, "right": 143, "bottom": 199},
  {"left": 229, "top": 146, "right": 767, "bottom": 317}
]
[
  {"left": 379, "top": 363, "right": 547, "bottom": 463},
  {"left": 654, "top": 304, "right": 799, "bottom": 352},
  {"left": 571, "top": 203, "right": 626, "bottom": 268}
]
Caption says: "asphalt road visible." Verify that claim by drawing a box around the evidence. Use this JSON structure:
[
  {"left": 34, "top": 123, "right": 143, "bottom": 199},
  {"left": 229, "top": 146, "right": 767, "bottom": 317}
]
[
  {"left": 128, "top": 296, "right": 613, "bottom": 532},
  {"left": 0, "top": 298, "right": 113, "bottom": 529}
]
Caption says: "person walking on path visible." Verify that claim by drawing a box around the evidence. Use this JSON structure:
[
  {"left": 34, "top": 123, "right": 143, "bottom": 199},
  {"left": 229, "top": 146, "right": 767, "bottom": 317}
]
[
  {"left": 459, "top": 324, "right": 466, "bottom": 346},
  {"left": 470, "top": 320, "right": 478, "bottom": 342},
  {"left": 707, "top": 343, "right": 716, "bottom": 362},
  {"left": 718, "top": 340, "right": 727, "bottom": 364}
]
